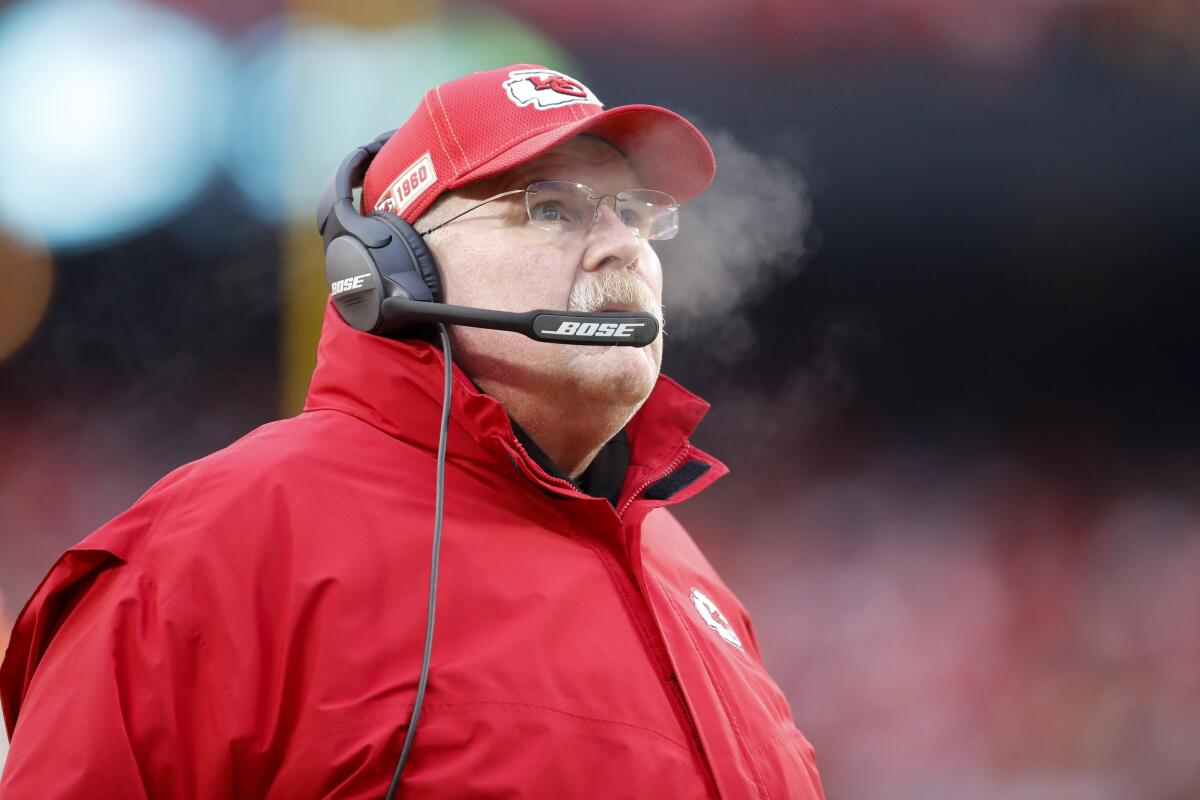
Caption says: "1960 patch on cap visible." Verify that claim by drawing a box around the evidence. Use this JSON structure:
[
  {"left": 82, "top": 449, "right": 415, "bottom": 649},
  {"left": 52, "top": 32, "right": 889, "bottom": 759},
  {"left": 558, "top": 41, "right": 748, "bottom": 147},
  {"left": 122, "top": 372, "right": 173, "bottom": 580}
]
[{"left": 503, "top": 68, "right": 602, "bottom": 111}]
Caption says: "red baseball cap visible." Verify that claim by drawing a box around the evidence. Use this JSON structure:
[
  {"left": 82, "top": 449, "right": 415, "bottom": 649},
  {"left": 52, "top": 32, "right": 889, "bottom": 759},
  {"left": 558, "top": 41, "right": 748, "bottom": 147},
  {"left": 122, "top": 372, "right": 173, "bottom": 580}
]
[{"left": 361, "top": 64, "right": 716, "bottom": 225}]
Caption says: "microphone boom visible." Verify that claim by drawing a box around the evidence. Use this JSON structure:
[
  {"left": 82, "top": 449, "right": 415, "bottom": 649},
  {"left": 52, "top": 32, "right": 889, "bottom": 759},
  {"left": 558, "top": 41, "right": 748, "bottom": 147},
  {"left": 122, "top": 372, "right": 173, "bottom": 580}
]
[{"left": 381, "top": 298, "right": 658, "bottom": 347}]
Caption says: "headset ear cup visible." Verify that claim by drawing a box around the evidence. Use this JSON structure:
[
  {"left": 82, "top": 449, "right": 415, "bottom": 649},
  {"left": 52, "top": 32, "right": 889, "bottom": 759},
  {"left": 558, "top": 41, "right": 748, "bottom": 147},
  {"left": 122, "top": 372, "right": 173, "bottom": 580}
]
[
  {"left": 325, "top": 235, "right": 387, "bottom": 332},
  {"left": 372, "top": 214, "right": 444, "bottom": 304}
]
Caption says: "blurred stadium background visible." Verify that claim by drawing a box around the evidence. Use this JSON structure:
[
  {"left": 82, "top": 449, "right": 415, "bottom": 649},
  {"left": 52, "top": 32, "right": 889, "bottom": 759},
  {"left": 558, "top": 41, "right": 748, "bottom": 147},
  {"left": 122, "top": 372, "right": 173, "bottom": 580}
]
[{"left": 2, "top": 0, "right": 1199, "bottom": 796}]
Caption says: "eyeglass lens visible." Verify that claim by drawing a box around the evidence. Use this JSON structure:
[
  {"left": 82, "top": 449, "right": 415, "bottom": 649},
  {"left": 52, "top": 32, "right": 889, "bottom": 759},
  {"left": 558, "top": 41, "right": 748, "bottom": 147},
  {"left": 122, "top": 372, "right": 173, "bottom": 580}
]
[{"left": 524, "top": 181, "right": 679, "bottom": 241}]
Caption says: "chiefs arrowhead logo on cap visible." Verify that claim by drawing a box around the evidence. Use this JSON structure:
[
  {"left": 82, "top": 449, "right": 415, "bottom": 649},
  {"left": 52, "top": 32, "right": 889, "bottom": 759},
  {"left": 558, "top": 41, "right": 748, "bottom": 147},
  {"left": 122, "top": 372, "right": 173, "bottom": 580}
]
[
  {"left": 503, "top": 68, "right": 602, "bottom": 111},
  {"left": 361, "top": 63, "right": 714, "bottom": 223}
]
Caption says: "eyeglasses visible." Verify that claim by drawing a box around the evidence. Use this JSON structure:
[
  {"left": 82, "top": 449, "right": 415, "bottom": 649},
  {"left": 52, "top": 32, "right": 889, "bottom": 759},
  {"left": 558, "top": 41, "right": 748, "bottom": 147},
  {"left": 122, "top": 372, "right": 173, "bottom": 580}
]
[{"left": 416, "top": 181, "right": 680, "bottom": 241}]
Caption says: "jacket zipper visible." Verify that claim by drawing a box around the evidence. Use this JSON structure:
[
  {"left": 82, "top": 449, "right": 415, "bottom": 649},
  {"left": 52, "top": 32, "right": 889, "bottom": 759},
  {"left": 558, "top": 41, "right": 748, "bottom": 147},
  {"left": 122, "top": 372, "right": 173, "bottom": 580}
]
[
  {"left": 507, "top": 437, "right": 581, "bottom": 493},
  {"left": 616, "top": 445, "right": 691, "bottom": 518},
  {"left": 514, "top": 435, "right": 717, "bottom": 795},
  {"left": 666, "top": 671, "right": 721, "bottom": 800},
  {"left": 612, "top": 541, "right": 721, "bottom": 800},
  {"left": 618, "top": 449, "right": 721, "bottom": 797}
]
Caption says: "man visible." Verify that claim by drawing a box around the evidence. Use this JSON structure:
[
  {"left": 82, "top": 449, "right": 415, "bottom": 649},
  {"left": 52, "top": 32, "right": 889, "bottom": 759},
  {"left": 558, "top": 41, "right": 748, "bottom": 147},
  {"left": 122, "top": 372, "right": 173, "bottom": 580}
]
[{"left": 0, "top": 65, "right": 825, "bottom": 798}]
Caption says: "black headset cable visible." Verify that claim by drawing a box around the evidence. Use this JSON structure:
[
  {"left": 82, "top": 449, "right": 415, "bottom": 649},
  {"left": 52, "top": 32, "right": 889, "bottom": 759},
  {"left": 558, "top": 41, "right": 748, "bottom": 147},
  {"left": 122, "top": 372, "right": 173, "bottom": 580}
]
[{"left": 384, "top": 323, "right": 452, "bottom": 799}]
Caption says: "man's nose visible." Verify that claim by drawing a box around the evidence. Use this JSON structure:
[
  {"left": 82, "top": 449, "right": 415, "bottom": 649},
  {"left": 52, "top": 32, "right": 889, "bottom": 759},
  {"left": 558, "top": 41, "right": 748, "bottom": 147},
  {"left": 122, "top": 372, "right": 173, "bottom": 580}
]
[{"left": 581, "top": 198, "right": 640, "bottom": 274}]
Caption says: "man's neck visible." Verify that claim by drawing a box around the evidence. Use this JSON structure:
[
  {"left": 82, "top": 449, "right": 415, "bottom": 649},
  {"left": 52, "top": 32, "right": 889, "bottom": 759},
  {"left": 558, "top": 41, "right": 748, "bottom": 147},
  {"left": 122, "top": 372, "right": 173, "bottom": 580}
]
[
  {"left": 482, "top": 383, "right": 639, "bottom": 481},
  {"left": 510, "top": 405, "right": 631, "bottom": 481}
]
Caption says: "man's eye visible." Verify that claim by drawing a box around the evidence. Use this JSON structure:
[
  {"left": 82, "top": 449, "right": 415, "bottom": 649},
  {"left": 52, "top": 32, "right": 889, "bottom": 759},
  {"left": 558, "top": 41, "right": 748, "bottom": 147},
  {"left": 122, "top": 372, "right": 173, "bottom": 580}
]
[
  {"left": 531, "top": 201, "right": 568, "bottom": 223},
  {"left": 619, "top": 207, "right": 644, "bottom": 226}
]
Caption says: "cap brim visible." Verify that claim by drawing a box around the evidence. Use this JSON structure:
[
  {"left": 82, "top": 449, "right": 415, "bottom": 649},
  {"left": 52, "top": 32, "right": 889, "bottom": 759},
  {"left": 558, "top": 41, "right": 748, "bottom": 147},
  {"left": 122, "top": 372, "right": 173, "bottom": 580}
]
[{"left": 450, "top": 104, "right": 715, "bottom": 203}]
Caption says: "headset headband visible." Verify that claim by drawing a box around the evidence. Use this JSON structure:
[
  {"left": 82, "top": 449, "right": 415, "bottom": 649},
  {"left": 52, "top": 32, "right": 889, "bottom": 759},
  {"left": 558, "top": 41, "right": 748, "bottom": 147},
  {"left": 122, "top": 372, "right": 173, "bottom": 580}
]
[{"left": 317, "top": 129, "right": 397, "bottom": 251}]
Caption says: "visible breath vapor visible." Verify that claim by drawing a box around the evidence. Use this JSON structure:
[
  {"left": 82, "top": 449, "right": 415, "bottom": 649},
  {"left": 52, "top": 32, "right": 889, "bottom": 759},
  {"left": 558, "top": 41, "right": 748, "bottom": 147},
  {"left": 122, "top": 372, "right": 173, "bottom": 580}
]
[
  {"left": 655, "top": 126, "right": 811, "bottom": 357},
  {"left": 698, "top": 313, "right": 872, "bottom": 478}
]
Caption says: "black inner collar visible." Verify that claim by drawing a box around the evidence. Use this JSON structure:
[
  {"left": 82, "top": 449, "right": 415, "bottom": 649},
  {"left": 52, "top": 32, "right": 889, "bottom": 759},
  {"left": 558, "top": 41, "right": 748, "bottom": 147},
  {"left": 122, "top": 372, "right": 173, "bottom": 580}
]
[{"left": 511, "top": 421, "right": 630, "bottom": 507}]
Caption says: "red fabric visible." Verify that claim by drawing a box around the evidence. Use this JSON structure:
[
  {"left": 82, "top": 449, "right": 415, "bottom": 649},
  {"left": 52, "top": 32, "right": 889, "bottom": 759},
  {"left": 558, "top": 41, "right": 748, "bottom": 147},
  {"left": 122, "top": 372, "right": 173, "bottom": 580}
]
[
  {"left": 361, "top": 64, "right": 716, "bottom": 223},
  {"left": 0, "top": 303, "right": 824, "bottom": 799}
]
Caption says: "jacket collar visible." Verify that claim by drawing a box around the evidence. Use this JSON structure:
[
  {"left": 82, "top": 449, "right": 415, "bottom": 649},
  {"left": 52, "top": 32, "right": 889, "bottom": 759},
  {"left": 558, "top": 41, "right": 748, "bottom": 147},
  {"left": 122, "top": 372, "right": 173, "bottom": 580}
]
[{"left": 303, "top": 301, "right": 726, "bottom": 502}]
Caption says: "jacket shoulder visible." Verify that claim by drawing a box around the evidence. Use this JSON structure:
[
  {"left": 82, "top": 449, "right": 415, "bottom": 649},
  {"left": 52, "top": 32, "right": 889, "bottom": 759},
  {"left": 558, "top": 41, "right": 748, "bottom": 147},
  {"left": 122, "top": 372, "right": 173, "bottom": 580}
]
[
  {"left": 641, "top": 507, "right": 724, "bottom": 580},
  {"left": 87, "top": 410, "right": 408, "bottom": 556}
]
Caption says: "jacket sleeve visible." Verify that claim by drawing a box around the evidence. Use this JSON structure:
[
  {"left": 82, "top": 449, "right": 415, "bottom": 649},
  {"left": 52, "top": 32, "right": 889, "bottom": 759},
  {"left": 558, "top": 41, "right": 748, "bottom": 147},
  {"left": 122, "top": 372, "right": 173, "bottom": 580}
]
[{"left": 0, "top": 551, "right": 233, "bottom": 798}]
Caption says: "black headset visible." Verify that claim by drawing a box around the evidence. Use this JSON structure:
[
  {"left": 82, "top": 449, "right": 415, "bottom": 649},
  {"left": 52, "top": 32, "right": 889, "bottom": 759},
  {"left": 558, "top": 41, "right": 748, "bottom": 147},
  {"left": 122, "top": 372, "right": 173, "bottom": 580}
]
[
  {"left": 316, "top": 130, "right": 660, "bottom": 346},
  {"left": 316, "top": 129, "right": 445, "bottom": 331},
  {"left": 314, "top": 132, "right": 661, "bottom": 798},
  {"left": 316, "top": 129, "right": 450, "bottom": 799}
]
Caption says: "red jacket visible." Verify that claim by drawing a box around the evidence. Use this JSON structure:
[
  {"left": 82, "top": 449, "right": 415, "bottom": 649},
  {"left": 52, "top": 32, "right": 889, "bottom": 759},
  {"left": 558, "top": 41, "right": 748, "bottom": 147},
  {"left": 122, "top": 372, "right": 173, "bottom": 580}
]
[{"left": 1, "top": 304, "right": 825, "bottom": 799}]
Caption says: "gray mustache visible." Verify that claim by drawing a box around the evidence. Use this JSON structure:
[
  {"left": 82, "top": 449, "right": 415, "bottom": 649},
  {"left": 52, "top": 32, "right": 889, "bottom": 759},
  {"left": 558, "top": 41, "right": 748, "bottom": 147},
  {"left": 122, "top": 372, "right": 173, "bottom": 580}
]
[{"left": 568, "top": 271, "right": 665, "bottom": 329}]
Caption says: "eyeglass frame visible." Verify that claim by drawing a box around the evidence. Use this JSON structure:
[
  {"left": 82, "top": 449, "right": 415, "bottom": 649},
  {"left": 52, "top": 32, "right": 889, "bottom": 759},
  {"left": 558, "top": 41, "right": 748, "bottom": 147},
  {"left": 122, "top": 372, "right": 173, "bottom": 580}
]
[{"left": 413, "top": 181, "right": 680, "bottom": 241}]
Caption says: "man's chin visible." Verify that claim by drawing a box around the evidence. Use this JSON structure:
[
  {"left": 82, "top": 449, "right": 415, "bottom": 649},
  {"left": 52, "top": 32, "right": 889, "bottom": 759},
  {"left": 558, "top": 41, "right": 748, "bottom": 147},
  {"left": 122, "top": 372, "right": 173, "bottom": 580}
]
[{"left": 564, "top": 344, "right": 660, "bottom": 406}]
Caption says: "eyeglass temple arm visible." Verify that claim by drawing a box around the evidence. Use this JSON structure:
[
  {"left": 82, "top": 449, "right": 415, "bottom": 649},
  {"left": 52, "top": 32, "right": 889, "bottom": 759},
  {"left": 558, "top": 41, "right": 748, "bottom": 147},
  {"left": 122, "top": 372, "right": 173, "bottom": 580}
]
[{"left": 413, "top": 189, "right": 529, "bottom": 236}]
